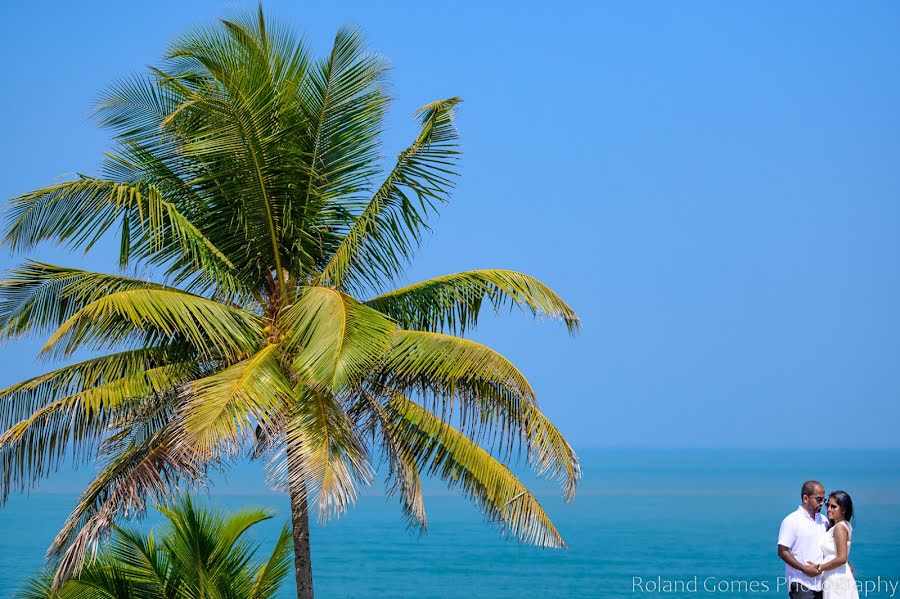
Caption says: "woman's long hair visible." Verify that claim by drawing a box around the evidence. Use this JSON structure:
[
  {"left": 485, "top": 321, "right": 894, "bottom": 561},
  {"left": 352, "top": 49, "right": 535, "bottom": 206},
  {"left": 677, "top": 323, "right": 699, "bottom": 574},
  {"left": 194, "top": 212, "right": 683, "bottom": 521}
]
[{"left": 828, "top": 490, "right": 854, "bottom": 527}]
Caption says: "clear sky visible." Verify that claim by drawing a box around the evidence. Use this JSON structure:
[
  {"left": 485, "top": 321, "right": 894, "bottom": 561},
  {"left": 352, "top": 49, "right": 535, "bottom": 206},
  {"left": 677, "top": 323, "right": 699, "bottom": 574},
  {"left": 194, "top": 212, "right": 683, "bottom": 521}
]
[{"left": 2, "top": 1, "right": 900, "bottom": 450}]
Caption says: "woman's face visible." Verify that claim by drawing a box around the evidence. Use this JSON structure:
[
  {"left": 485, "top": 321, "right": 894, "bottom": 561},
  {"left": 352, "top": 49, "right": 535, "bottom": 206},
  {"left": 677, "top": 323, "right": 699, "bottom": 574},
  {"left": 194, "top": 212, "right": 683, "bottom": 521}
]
[{"left": 826, "top": 496, "right": 844, "bottom": 521}]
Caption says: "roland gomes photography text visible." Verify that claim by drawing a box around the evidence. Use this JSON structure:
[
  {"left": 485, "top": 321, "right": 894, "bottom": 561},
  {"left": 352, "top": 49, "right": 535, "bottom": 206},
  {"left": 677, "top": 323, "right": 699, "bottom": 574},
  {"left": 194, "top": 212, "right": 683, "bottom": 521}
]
[{"left": 631, "top": 575, "right": 899, "bottom": 596}]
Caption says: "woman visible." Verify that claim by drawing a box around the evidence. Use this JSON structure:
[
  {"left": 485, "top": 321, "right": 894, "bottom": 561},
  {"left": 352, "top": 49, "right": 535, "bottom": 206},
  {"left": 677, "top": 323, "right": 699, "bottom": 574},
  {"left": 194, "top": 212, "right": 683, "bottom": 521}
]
[{"left": 811, "top": 491, "right": 859, "bottom": 599}]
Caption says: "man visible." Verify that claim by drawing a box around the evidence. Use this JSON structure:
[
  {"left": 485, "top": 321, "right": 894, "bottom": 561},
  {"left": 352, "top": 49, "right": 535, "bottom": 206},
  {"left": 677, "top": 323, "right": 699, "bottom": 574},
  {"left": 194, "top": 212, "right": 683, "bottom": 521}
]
[{"left": 777, "top": 480, "right": 829, "bottom": 599}]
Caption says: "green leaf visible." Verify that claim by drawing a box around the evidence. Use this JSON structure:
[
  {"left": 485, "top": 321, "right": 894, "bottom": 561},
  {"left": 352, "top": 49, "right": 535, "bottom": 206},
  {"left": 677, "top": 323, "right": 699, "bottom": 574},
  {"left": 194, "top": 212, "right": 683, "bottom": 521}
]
[
  {"left": 281, "top": 286, "right": 395, "bottom": 392},
  {"left": 379, "top": 329, "right": 536, "bottom": 423},
  {"left": 0, "top": 363, "right": 197, "bottom": 505},
  {"left": 317, "top": 98, "right": 461, "bottom": 293},
  {"left": 272, "top": 389, "right": 372, "bottom": 521},
  {"left": 41, "top": 288, "right": 263, "bottom": 361},
  {"left": 0, "top": 346, "right": 190, "bottom": 431},
  {"left": 366, "top": 269, "right": 580, "bottom": 335},
  {"left": 3, "top": 179, "right": 243, "bottom": 296},
  {"left": 360, "top": 392, "right": 426, "bottom": 531},
  {"left": 0, "top": 262, "right": 175, "bottom": 342},
  {"left": 33, "top": 494, "right": 288, "bottom": 597},
  {"left": 251, "top": 525, "right": 292, "bottom": 599},
  {"left": 50, "top": 422, "right": 211, "bottom": 587},
  {"left": 182, "top": 344, "right": 293, "bottom": 453},
  {"left": 378, "top": 330, "right": 580, "bottom": 498},
  {"left": 387, "top": 395, "right": 566, "bottom": 548}
]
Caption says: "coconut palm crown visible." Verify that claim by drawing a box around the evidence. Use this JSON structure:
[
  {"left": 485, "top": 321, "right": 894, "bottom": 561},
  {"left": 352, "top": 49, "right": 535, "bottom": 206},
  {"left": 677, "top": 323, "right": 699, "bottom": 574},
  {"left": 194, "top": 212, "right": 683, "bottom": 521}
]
[
  {"left": 20, "top": 495, "right": 291, "bottom": 599},
  {"left": 16, "top": 496, "right": 291, "bottom": 599},
  {"left": 0, "top": 7, "right": 581, "bottom": 597}
]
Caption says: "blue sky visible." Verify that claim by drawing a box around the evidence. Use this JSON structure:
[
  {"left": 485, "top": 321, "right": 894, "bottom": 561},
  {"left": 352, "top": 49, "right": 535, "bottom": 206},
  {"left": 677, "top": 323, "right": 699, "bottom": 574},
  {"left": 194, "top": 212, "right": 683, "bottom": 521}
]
[{"left": 2, "top": 1, "right": 900, "bottom": 450}]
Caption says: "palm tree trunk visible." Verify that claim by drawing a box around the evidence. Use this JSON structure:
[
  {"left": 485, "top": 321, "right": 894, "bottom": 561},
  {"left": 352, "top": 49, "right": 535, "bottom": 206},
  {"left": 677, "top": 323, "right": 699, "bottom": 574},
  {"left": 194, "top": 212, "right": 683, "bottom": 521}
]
[{"left": 288, "top": 445, "right": 314, "bottom": 599}]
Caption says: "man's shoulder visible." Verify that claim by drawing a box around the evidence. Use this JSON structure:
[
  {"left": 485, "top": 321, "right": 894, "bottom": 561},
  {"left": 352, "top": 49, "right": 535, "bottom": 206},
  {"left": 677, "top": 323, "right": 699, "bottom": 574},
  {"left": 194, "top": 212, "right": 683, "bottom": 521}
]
[{"left": 781, "top": 509, "right": 800, "bottom": 525}]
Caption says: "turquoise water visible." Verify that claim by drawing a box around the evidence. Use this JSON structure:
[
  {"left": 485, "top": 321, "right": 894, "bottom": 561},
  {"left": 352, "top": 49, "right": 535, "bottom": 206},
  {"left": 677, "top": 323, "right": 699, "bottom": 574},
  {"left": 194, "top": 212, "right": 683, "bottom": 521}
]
[{"left": 2, "top": 449, "right": 899, "bottom": 598}]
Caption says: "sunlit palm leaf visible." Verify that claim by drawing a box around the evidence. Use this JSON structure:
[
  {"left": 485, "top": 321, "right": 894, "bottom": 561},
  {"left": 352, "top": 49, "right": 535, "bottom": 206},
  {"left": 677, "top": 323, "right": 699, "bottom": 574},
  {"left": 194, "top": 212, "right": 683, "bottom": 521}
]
[
  {"left": 0, "top": 262, "right": 173, "bottom": 341},
  {"left": 0, "top": 363, "right": 197, "bottom": 505},
  {"left": 386, "top": 395, "right": 565, "bottom": 548},
  {"left": 3, "top": 179, "right": 242, "bottom": 295},
  {"left": 359, "top": 392, "right": 426, "bottom": 530},
  {"left": 251, "top": 525, "right": 292, "bottom": 599},
  {"left": 281, "top": 286, "right": 395, "bottom": 392},
  {"left": 366, "top": 269, "right": 580, "bottom": 335},
  {"left": 377, "top": 329, "right": 535, "bottom": 432},
  {"left": 377, "top": 330, "right": 580, "bottom": 497},
  {"left": 41, "top": 288, "right": 263, "bottom": 361},
  {"left": 51, "top": 423, "right": 211, "bottom": 587},
  {"left": 317, "top": 98, "right": 461, "bottom": 293},
  {"left": 0, "top": 346, "right": 192, "bottom": 431},
  {"left": 272, "top": 389, "right": 372, "bottom": 521},
  {"left": 182, "top": 344, "right": 293, "bottom": 453},
  {"left": 519, "top": 404, "right": 581, "bottom": 501}
]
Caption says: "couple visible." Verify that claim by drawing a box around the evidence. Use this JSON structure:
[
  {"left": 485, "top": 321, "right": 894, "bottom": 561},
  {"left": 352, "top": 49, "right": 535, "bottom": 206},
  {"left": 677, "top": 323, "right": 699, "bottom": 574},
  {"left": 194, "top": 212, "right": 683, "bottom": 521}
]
[{"left": 777, "top": 480, "right": 858, "bottom": 599}]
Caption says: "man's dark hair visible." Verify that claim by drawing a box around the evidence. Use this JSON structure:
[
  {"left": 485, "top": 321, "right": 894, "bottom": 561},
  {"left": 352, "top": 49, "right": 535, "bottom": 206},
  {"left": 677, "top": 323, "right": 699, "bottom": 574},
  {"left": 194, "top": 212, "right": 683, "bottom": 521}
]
[{"left": 801, "top": 480, "right": 823, "bottom": 497}]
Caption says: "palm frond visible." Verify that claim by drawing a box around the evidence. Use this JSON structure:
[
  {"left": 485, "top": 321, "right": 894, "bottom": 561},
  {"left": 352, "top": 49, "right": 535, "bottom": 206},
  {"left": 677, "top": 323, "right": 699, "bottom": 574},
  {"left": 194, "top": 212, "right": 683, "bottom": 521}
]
[
  {"left": 0, "top": 262, "right": 173, "bottom": 342},
  {"left": 34, "top": 493, "right": 289, "bottom": 598},
  {"left": 520, "top": 406, "right": 581, "bottom": 501},
  {"left": 377, "top": 330, "right": 580, "bottom": 498},
  {"left": 41, "top": 288, "right": 263, "bottom": 361},
  {"left": 156, "top": 495, "right": 269, "bottom": 595},
  {"left": 359, "top": 392, "right": 426, "bottom": 530},
  {"left": 94, "top": 72, "right": 181, "bottom": 147},
  {"left": 251, "top": 525, "right": 292, "bottom": 599},
  {"left": 107, "top": 527, "right": 173, "bottom": 597},
  {"left": 175, "top": 86, "right": 289, "bottom": 297},
  {"left": 281, "top": 286, "right": 395, "bottom": 392},
  {"left": 316, "top": 98, "right": 461, "bottom": 293},
  {"left": 270, "top": 389, "right": 372, "bottom": 521},
  {"left": 181, "top": 344, "right": 292, "bottom": 453},
  {"left": 52, "top": 566, "right": 135, "bottom": 599},
  {"left": 14, "top": 568, "right": 62, "bottom": 599},
  {"left": 289, "top": 27, "right": 390, "bottom": 270},
  {"left": 0, "top": 363, "right": 197, "bottom": 505},
  {"left": 366, "top": 269, "right": 580, "bottom": 335},
  {"left": 378, "top": 329, "right": 535, "bottom": 432},
  {"left": 3, "top": 179, "right": 243, "bottom": 296},
  {"left": 386, "top": 395, "right": 566, "bottom": 548},
  {"left": 165, "top": 20, "right": 390, "bottom": 283},
  {"left": 0, "top": 346, "right": 191, "bottom": 431},
  {"left": 50, "top": 422, "right": 211, "bottom": 587}
]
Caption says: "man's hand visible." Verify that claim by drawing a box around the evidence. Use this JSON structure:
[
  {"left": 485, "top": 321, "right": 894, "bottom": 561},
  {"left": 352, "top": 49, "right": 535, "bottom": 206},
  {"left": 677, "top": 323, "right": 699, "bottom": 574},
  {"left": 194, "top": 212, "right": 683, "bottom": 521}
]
[{"left": 801, "top": 562, "right": 820, "bottom": 577}]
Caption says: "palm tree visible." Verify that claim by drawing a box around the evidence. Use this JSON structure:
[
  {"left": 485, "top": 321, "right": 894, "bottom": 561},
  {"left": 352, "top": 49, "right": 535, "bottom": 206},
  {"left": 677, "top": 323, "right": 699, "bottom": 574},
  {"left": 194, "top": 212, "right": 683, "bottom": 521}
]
[
  {"left": 0, "top": 7, "right": 581, "bottom": 598},
  {"left": 19, "top": 494, "right": 291, "bottom": 598}
]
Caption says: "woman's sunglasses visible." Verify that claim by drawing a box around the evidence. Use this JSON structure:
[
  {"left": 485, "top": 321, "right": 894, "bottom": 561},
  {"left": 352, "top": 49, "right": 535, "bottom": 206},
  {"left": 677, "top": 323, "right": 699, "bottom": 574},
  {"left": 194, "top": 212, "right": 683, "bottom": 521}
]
[{"left": 826, "top": 503, "right": 840, "bottom": 510}]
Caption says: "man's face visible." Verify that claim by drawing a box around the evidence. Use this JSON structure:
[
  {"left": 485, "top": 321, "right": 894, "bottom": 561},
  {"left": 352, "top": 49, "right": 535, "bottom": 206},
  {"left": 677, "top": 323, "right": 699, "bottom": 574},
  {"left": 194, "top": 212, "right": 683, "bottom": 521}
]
[{"left": 802, "top": 485, "right": 826, "bottom": 513}]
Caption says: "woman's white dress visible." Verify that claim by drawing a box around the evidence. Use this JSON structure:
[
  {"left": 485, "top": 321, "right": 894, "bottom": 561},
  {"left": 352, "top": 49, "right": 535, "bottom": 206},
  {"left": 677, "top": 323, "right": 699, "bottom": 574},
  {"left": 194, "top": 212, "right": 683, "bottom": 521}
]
[{"left": 821, "top": 521, "right": 859, "bottom": 599}]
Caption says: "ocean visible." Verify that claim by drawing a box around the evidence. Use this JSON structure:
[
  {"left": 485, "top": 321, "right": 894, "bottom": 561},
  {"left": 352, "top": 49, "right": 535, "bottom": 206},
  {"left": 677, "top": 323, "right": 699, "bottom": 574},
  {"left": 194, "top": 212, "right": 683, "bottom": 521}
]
[{"left": 1, "top": 449, "right": 898, "bottom": 598}]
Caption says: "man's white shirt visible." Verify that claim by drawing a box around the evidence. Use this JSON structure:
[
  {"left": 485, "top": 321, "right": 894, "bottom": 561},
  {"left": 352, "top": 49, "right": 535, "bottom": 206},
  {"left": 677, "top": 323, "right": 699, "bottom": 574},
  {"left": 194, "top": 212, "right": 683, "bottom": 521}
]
[{"left": 778, "top": 505, "right": 829, "bottom": 591}]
